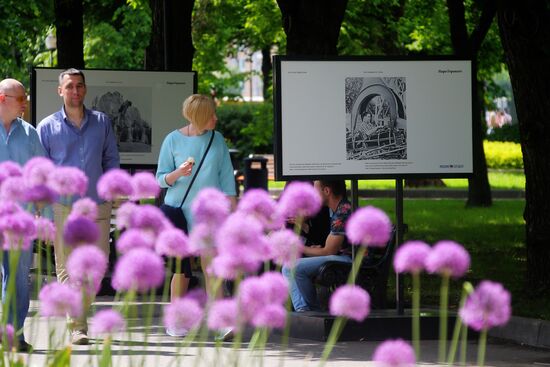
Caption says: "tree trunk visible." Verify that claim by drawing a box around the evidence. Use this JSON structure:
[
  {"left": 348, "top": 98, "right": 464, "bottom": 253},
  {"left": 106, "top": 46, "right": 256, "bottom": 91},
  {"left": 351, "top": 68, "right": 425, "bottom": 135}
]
[
  {"left": 146, "top": 0, "right": 195, "bottom": 71},
  {"left": 446, "top": 0, "right": 494, "bottom": 206},
  {"left": 54, "top": 0, "right": 84, "bottom": 69},
  {"left": 497, "top": 1, "right": 550, "bottom": 293},
  {"left": 261, "top": 47, "right": 272, "bottom": 99},
  {"left": 276, "top": 0, "right": 348, "bottom": 56}
]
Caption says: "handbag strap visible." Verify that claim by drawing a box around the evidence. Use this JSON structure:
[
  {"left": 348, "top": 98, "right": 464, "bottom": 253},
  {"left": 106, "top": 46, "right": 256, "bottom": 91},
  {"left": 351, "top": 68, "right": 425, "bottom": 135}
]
[{"left": 177, "top": 130, "right": 215, "bottom": 208}]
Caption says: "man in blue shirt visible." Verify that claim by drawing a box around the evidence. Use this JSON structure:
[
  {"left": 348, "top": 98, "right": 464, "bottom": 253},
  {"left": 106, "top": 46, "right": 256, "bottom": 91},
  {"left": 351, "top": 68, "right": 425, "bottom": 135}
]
[
  {"left": 37, "top": 69, "right": 120, "bottom": 345},
  {"left": 0, "top": 78, "right": 46, "bottom": 352}
]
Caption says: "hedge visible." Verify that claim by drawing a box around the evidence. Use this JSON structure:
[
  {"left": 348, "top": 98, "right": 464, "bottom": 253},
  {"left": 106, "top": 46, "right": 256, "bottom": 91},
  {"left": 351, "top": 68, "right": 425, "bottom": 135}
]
[{"left": 484, "top": 141, "right": 523, "bottom": 169}]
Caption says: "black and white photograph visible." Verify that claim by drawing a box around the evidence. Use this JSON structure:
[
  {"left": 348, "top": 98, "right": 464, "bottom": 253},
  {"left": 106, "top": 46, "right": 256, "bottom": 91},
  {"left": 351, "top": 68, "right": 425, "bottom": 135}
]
[
  {"left": 345, "top": 77, "right": 407, "bottom": 160},
  {"left": 89, "top": 87, "right": 152, "bottom": 153}
]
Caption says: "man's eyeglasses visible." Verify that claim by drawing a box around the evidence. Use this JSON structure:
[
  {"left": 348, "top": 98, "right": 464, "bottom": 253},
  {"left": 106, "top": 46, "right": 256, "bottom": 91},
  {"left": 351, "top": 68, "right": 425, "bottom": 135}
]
[{"left": 4, "top": 95, "right": 27, "bottom": 103}]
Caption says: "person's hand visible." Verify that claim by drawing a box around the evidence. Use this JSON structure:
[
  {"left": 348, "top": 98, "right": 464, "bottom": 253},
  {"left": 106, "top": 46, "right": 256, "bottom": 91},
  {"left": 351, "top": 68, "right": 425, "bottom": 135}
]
[{"left": 178, "top": 159, "right": 194, "bottom": 177}]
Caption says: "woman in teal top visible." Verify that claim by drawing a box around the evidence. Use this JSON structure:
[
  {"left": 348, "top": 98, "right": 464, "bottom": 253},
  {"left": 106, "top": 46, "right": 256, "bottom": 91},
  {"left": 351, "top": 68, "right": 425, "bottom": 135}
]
[{"left": 156, "top": 95, "right": 236, "bottom": 335}]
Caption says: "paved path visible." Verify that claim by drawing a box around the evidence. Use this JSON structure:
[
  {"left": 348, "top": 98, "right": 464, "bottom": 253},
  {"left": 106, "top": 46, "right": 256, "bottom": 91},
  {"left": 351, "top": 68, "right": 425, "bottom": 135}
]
[{"left": 14, "top": 299, "right": 550, "bottom": 366}]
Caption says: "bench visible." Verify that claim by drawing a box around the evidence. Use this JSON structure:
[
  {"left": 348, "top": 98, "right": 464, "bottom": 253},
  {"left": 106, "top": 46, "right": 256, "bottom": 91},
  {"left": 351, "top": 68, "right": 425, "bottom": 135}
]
[{"left": 314, "top": 228, "right": 397, "bottom": 309}]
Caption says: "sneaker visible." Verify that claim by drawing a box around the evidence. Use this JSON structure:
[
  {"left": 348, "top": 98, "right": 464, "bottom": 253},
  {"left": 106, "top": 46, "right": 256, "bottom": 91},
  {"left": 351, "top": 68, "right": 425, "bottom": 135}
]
[
  {"left": 214, "top": 327, "right": 234, "bottom": 342},
  {"left": 166, "top": 327, "right": 188, "bottom": 337},
  {"left": 16, "top": 340, "right": 33, "bottom": 353},
  {"left": 71, "top": 330, "right": 89, "bottom": 345}
]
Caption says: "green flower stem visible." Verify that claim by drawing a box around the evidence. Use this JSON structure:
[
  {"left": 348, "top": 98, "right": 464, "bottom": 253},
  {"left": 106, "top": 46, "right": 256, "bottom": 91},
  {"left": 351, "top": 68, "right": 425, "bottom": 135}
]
[
  {"left": 35, "top": 239, "right": 43, "bottom": 298},
  {"left": 346, "top": 246, "right": 366, "bottom": 285},
  {"left": 99, "top": 336, "right": 113, "bottom": 367},
  {"left": 477, "top": 328, "right": 487, "bottom": 367},
  {"left": 460, "top": 323, "right": 468, "bottom": 366},
  {"left": 412, "top": 272, "right": 421, "bottom": 360},
  {"left": 161, "top": 258, "right": 174, "bottom": 304},
  {"left": 319, "top": 316, "right": 347, "bottom": 367},
  {"left": 279, "top": 268, "right": 295, "bottom": 367},
  {"left": 46, "top": 241, "right": 53, "bottom": 283},
  {"left": 438, "top": 274, "right": 450, "bottom": 363},
  {"left": 447, "top": 282, "right": 473, "bottom": 365}
]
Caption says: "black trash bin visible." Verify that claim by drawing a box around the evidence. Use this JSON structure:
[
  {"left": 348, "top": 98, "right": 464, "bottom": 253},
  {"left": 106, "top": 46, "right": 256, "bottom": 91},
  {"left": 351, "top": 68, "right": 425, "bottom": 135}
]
[{"left": 243, "top": 155, "right": 268, "bottom": 191}]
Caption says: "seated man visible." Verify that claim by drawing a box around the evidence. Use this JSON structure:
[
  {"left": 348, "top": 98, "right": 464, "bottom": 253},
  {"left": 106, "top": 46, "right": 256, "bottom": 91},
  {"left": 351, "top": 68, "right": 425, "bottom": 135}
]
[{"left": 282, "top": 180, "right": 352, "bottom": 312}]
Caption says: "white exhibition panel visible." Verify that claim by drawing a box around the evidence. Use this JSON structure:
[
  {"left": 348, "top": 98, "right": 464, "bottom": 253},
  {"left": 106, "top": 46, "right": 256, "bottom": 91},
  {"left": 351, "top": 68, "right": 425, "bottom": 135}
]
[
  {"left": 33, "top": 68, "right": 195, "bottom": 165},
  {"left": 275, "top": 58, "right": 473, "bottom": 178}
]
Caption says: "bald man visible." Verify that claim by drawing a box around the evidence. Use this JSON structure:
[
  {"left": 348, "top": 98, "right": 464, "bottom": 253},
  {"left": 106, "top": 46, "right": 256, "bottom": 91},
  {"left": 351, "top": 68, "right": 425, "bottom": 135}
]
[{"left": 0, "top": 78, "right": 45, "bottom": 352}]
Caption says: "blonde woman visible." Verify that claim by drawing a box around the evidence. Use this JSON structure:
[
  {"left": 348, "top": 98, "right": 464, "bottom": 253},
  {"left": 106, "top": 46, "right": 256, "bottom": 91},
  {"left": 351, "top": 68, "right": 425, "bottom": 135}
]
[{"left": 156, "top": 94, "right": 236, "bottom": 336}]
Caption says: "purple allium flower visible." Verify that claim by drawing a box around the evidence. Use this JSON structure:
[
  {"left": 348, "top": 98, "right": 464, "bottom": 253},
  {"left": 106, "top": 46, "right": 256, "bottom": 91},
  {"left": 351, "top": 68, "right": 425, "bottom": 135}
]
[
  {"left": 0, "top": 176, "right": 26, "bottom": 202},
  {"left": 329, "top": 285, "right": 370, "bottom": 322},
  {"left": 0, "top": 211, "right": 37, "bottom": 250},
  {"left": 90, "top": 309, "right": 125, "bottom": 335},
  {"left": 48, "top": 166, "right": 88, "bottom": 197},
  {"left": 191, "top": 188, "right": 231, "bottom": 227},
  {"left": 130, "top": 172, "right": 160, "bottom": 201},
  {"left": 459, "top": 280, "right": 511, "bottom": 331},
  {"left": 372, "top": 339, "right": 416, "bottom": 367},
  {"left": 276, "top": 181, "right": 322, "bottom": 219},
  {"left": 0, "top": 201, "right": 22, "bottom": 218},
  {"left": 251, "top": 304, "right": 287, "bottom": 329},
  {"left": 97, "top": 168, "right": 133, "bottom": 201},
  {"left": 260, "top": 271, "right": 289, "bottom": 305},
  {"left": 39, "top": 282, "right": 83, "bottom": 318},
  {"left": 23, "top": 184, "right": 58, "bottom": 206},
  {"left": 129, "top": 204, "right": 171, "bottom": 236},
  {"left": 112, "top": 248, "right": 165, "bottom": 293},
  {"left": 346, "top": 206, "right": 392, "bottom": 247},
  {"left": 216, "top": 212, "right": 265, "bottom": 257},
  {"left": 268, "top": 229, "right": 305, "bottom": 268},
  {"left": 0, "top": 324, "right": 15, "bottom": 348},
  {"left": 185, "top": 288, "right": 208, "bottom": 307},
  {"left": 22, "top": 157, "right": 55, "bottom": 187},
  {"left": 393, "top": 240, "right": 431, "bottom": 274},
  {"left": 426, "top": 240, "right": 470, "bottom": 278},
  {"left": 188, "top": 223, "right": 217, "bottom": 257},
  {"left": 238, "top": 276, "right": 271, "bottom": 319},
  {"left": 115, "top": 202, "right": 138, "bottom": 230},
  {"left": 116, "top": 228, "right": 156, "bottom": 254},
  {"left": 36, "top": 217, "right": 56, "bottom": 243},
  {"left": 156, "top": 228, "right": 191, "bottom": 259},
  {"left": 207, "top": 299, "right": 239, "bottom": 331},
  {"left": 163, "top": 297, "right": 204, "bottom": 332},
  {"left": 70, "top": 198, "right": 98, "bottom": 221},
  {"left": 66, "top": 245, "right": 108, "bottom": 294},
  {"left": 237, "top": 189, "right": 283, "bottom": 230},
  {"left": 0, "top": 161, "right": 22, "bottom": 186},
  {"left": 63, "top": 215, "right": 100, "bottom": 247}
]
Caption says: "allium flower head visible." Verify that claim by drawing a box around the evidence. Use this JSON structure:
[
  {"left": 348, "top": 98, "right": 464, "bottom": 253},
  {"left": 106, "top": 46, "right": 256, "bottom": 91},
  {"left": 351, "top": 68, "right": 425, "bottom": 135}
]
[
  {"left": 185, "top": 288, "right": 208, "bottom": 307},
  {"left": 346, "top": 206, "right": 392, "bottom": 247},
  {"left": 0, "top": 161, "right": 22, "bottom": 185},
  {"left": 155, "top": 228, "right": 191, "bottom": 258},
  {"left": 66, "top": 245, "right": 108, "bottom": 294},
  {"left": 70, "top": 198, "right": 98, "bottom": 221},
  {"left": 0, "top": 324, "right": 15, "bottom": 348},
  {"left": 426, "top": 240, "right": 470, "bottom": 278},
  {"left": 237, "top": 189, "right": 283, "bottom": 230},
  {"left": 372, "top": 339, "right": 416, "bottom": 367},
  {"left": 90, "top": 309, "right": 125, "bottom": 335},
  {"left": 251, "top": 304, "right": 286, "bottom": 329},
  {"left": 39, "top": 282, "right": 83, "bottom": 318},
  {"left": 97, "top": 168, "right": 133, "bottom": 201},
  {"left": 393, "top": 240, "right": 431, "bottom": 274},
  {"left": 163, "top": 297, "right": 204, "bottom": 332},
  {"left": 188, "top": 223, "right": 217, "bottom": 257},
  {"left": 49, "top": 166, "right": 88, "bottom": 197},
  {"left": 63, "top": 215, "right": 100, "bottom": 247},
  {"left": 115, "top": 202, "right": 138, "bottom": 230},
  {"left": 329, "top": 285, "right": 370, "bottom": 322},
  {"left": 36, "top": 217, "right": 56, "bottom": 243},
  {"left": 129, "top": 204, "right": 170, "bottom": 236},
  {"left": 112, "top": 248, "right": 165, "bottom": 293},
  {"left": 131, "top": 172, "right": 160, "bottom": 201},
  {"left": 0, "top": 211, "right": 37, "bottom": 250},
  {"left": 0, "top": 201, "right": 22, "bottom": 218},
  {"left": 191, "top": 188, "right": 231, "bottom": 227},
  {"left": 276, "top": 181, "right": 321, "bottom": 218},
  {"left": 459, "top": 280, "right": 511, "bottom": 331},
  {"left": 23, "top": 184, "right": 58, "bottom": 206},
  {"left": 260, "top": 271, "right": 289, "bottom": 305},
  {"left": 268, "top": 229, "right": 304, "bottom": 268},
  {"left": 207, "top": 299, "right": 239, "bottom": 331},
  {"left": 22, "top": 157, "right": 55, "bottom": 186},
  {"left": 116, "top": 228, "right": 156, "bottom": 254},
  {"left": 0, "top": 176, "right": 26, "bottom": 202}
]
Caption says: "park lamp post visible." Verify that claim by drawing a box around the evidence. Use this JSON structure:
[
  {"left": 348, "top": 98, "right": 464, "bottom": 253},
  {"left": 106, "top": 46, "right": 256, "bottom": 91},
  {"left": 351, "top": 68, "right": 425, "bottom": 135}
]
[{"left": 45, "top": 33, "right": 57, "bottom": 67}]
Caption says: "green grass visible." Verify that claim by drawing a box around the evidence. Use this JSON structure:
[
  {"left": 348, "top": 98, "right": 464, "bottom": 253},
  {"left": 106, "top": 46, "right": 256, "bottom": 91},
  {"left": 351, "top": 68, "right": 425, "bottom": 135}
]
[
  {"left": 269, "top": 169, "right": 525, "bottom": 190},
  {"left": 359, "top": 198, "right": 547, "bottom": 319}
]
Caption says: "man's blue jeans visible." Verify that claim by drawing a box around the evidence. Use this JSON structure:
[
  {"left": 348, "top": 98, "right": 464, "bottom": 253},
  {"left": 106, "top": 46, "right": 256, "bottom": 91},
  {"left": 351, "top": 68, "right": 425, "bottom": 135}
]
[
  {"left": 2, "top": 245, "right": 33, "bottom": 341},
  {"left": 282, "top": 254, "right": 352, "bottom": 311}
]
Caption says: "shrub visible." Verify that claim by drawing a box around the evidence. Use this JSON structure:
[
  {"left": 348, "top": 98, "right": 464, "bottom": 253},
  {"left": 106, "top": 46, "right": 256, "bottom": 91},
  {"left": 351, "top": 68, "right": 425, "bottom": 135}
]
[
  {"left": 484, "top": 141, "right": 523, "bottom": 169},
  {"left": 486, "top": 123, "right": 520, "bottom": 143}
]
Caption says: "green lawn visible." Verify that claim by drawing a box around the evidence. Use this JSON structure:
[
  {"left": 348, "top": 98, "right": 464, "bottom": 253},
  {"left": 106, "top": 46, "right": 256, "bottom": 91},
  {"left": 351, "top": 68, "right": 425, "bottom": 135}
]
[{"left": 359, "top": 198, "right": 548, "bottom": 319}]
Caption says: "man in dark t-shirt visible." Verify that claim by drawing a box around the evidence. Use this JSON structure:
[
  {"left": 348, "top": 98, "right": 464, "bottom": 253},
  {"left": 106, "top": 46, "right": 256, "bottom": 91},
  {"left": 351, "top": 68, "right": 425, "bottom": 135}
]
[{"left": 282, "top": 180, "right": 352, "bottom": 312}]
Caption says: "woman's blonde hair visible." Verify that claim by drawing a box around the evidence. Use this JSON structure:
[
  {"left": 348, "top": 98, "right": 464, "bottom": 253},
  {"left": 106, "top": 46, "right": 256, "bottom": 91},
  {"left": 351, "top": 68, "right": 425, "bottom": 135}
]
[{"left": 182, "top": 94, "right": 216, "bottom": 130}]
